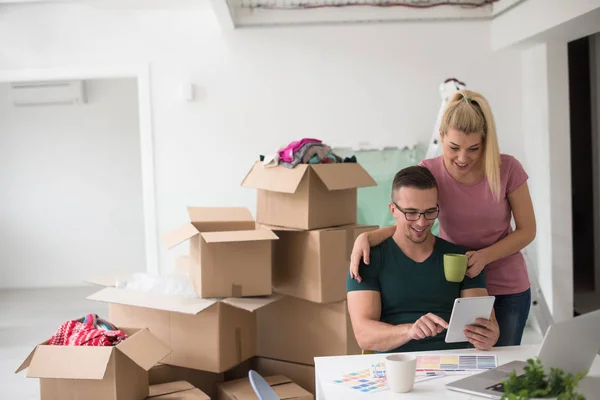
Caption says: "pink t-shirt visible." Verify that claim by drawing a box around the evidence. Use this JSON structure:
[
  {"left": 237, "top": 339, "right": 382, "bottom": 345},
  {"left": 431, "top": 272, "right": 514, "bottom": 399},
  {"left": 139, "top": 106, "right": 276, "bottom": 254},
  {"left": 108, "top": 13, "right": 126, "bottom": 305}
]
[{"left": 419, "top": 155, "right": 530, "bottom": 296}]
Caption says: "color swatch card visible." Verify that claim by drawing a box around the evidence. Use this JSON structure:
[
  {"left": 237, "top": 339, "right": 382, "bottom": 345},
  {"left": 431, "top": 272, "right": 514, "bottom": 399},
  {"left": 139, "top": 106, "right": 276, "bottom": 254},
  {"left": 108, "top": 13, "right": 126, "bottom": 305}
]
[
  {"left": 416, "top": 354, "right": 497, "bottom": 372},
  {"left": 333, "top": 367, "right": 388, "bottom": 393}
]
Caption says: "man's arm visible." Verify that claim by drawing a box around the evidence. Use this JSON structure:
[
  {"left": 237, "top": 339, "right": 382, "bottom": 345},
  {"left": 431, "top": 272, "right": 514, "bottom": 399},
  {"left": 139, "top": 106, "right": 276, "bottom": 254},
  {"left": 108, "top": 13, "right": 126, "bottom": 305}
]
[
  {"left": 460, "top": 288, "right": 500, "bottom": 350},
  {"left": 347, "top": 290, "right": 448, "bottom": 352}
]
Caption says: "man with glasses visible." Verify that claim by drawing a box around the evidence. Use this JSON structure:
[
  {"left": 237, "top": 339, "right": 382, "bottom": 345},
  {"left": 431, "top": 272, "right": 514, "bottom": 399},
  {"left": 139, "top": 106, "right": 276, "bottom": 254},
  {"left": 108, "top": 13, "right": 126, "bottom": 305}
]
[{"left": 346, "top": 166, "right": 499, "bottom": 353}]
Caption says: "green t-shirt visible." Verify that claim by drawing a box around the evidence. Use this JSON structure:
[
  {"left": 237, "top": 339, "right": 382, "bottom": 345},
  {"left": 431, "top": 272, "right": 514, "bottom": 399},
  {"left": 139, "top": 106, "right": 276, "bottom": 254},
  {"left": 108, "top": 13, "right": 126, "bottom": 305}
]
[{"left": 346, "top": 236, "right": 486, "bottom": 353}]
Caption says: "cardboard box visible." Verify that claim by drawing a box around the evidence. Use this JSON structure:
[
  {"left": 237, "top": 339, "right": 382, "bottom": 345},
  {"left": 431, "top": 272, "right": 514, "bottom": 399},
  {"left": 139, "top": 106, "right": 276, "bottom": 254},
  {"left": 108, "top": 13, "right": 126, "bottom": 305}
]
[
  {"left": 16, "top": 328, "right": 171, "bottom": 400},
  {"left": 149, "top": 361, "right": 252, "bottom": 400},
  {"left": 175, "top": 255, "right": 191, "bottom": 274},
  {"left": 162, "top": 207, "right": 278, "bottom": 298},
  {"left": 241, "top": 162, "right": 377, "bottom": 230},
  {"left": 149, "top": 364, "right": 224, "bottom": 400},
  {"left": 264, "top": 224, "right": 378, "bottom": 303},
  {"left": 256, "top": 296, "right": 360, "bottom": 365},
  {"left": 218, "top": 375, "right": 313, "bottom": 400},
  {"left": 148, "top": 381, "right": 210, "bottom": 400},
  {"left": 251, "top": 358, "right": 315, "bottom": 394},
  {"left": 88, "top": 287, "right": 279, "bottom": 374}
]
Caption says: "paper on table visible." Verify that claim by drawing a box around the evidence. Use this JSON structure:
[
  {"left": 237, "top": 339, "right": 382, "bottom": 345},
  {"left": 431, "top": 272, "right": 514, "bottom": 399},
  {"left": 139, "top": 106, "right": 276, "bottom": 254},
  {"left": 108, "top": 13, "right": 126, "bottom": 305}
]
[
  {"left": 332, "top": 361, "right": 449, "bottom": 394},
  {"left": 416, "top": 354, "right": 498, "bottom": 372}
]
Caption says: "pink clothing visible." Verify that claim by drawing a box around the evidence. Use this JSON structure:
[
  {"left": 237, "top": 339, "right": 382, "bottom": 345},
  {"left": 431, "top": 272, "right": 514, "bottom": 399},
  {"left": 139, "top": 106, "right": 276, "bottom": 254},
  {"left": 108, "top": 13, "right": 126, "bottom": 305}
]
[
  {"left": 278, "top": 138, "right": 322, "bottom": 163},
  {"left": 419, "top": 155, "right": 530, "bottom": 296}
]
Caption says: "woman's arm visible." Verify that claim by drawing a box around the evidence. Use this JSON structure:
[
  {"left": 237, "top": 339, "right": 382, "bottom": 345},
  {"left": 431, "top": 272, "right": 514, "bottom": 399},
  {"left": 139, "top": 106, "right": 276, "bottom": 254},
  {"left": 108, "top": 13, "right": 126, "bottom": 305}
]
[
  {"left": 365, "top": 225, "right": 396, "bottom": 247},
  {"left": 349, "top": 226, "right": 396, "bottom": 282},
  {"left": 466, "top": 182, "right": 536, "bottom": 277}
]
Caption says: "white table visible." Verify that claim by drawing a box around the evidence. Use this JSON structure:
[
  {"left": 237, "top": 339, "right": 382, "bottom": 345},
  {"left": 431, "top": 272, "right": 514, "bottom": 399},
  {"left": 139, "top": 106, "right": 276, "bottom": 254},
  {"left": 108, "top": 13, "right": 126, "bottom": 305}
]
[{"left": 315, "top": 345, "right": 600, "bottom": 399}]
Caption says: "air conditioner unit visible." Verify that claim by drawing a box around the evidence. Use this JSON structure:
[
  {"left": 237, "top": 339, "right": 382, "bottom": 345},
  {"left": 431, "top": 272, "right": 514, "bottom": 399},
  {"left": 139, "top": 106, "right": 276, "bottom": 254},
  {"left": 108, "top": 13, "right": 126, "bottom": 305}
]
[{"left": 10, "top": 80, "right": 87, "bottom": 107}]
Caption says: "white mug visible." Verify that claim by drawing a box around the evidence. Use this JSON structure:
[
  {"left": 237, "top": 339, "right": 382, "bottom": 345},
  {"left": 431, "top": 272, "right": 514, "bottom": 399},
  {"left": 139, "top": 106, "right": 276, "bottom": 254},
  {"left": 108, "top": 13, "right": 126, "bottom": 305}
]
[{"left": 385, "top": 354, "right": 417, "bottom": 393}]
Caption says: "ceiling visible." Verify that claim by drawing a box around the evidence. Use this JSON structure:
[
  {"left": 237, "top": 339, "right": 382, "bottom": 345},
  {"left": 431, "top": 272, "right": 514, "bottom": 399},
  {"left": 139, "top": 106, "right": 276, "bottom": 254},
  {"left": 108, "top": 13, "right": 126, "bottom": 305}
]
[
  {"left": 222, "top": 0, "right": 528, "bottom": 27},
  {"left": 0, "top": 0, "right": 528, "bottom": 27}
]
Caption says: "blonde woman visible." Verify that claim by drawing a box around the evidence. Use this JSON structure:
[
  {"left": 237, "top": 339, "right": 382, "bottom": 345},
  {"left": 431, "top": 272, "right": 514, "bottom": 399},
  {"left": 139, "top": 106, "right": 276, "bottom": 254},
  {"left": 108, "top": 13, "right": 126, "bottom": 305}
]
[{"left": 349, "top": 90, "right": 536, "bottom": 347}]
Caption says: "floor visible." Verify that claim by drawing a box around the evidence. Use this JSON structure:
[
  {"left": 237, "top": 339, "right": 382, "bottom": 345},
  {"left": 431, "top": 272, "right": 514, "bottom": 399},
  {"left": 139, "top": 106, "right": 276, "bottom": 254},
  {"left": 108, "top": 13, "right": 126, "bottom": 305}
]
[{"left": 0, "top": 287, "right": 544, "bottom": 399}]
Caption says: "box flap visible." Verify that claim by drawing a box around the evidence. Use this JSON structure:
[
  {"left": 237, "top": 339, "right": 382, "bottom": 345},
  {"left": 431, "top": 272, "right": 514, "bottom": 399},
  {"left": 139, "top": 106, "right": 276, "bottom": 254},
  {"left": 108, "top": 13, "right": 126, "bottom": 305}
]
[
  {"left": 15, "top": 342, "right": 45, "bottom": 374},
  {"left": 222, "top": 375, "right": 309, "bottom": 400},
  {"left": 200, "top": 229, "right": 279, "bottom": 244},
  {"left": 174, "top": 255, "right": 191, "bottom": 275},
  {"left": 265, "top": 375, "right": 293, "bottom": 386},
  {"left": 116, "top": 328, "right": 171, "bottom": 371},
  {"left": 267, "top": 376, "right": 312, "bottom": 399},
  {"left": 186, "top": 207, "right": 253, "bottom": 224},
  {"left": 241, "top": 162, "right": 309, "bottom": 194},
  {"left": 256, "top": 223, "right": 302, "bottom": 232},
  {"left": 162, "top": 223, "right": 200, "bottom": 249},
  {"left": 310, "top": 163, "right": 377, "bottom": 191},
  {"left": 152, "top": 388, "right": 209, "bottom": 400},
  {"left": 26, "top": 345, "right": 113, "bottom": 379},
  {"left": 221, "top": 294, "right": 281, "bottom": 312},
  {"left": 87, "top": 287, "right": 217, "bottom": 314},
  {"left": 148, "top": 381, "right": 210, "bottom": 400},
  {"left": 148, "top": 381, "right": 194, "bottom": 397}
]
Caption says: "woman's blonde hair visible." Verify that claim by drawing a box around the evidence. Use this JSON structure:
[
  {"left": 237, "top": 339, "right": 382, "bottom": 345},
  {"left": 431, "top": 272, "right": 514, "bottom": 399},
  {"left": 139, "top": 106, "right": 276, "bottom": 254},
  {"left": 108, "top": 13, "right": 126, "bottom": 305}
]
[{"left": 440, "top": 89, "right": 501, "bottom": 201}]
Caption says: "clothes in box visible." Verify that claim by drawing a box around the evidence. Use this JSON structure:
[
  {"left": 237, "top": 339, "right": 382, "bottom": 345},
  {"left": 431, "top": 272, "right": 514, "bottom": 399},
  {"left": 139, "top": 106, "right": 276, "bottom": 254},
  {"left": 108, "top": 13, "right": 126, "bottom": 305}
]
[{"left": 16, "top": 328, "right": 171, "bottom": 400}]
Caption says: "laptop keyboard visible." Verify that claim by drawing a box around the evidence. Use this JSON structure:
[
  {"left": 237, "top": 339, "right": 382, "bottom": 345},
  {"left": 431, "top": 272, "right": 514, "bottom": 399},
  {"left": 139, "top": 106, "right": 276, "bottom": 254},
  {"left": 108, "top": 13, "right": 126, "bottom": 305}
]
[{"left": 485, "top": 374, "right": 525, "bottom": 393}]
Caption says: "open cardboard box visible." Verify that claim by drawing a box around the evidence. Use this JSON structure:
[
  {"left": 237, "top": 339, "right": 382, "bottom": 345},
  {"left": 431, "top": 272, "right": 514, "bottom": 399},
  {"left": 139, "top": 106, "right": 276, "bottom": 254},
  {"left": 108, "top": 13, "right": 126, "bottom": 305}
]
[
  {"left": 162, "top": 207, "right": 278, "bottom": 298},
  {"left": 87, "top": 284, "right": 280, "bottom": 374},
  {"left": 218, "top": 375, "right": 313, "bottom": 400},
  {"left": 241, "top": 162, "right": 377, "bottom": 230},
  {"left": 148, "top": 359, "right": 251, "bottom": 400},
  {"left": 149, "top": 364, "right": 224, "bottom": 400},
  {"left": 16, "top": 328, "right": 171, "bottom": 400},
  {"left": 251, "top": 358, "right": 315, "bottom": 394},
  {"left": 148, "top": 381, "right": 209, "bottom": 400},
  {"left": 261, "top": 223, "right": 378, "bottom": 303}
]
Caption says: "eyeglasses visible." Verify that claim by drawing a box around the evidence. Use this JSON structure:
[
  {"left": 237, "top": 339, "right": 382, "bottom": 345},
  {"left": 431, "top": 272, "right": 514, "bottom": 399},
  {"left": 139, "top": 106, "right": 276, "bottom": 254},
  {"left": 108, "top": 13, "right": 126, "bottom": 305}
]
[{"left": 392, "top": 203, "right": 439, "bottom": 221}]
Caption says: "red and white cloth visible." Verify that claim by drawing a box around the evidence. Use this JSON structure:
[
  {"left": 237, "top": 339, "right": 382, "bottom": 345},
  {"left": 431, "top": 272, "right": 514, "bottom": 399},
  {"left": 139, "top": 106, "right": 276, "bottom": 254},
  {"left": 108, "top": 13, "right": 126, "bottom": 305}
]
[{"left": 48, "top": 314, "right": 128, "bottom": 347}]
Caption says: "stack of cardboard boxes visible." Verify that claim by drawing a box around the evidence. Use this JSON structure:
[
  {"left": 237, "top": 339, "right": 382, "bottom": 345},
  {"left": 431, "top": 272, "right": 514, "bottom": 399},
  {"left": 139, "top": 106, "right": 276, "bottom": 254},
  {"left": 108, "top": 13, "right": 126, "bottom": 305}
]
[
  {"left": 241, "top": 161, "right": 378, "bottom": 373},
  {"left": 16, "top": 159, "right": 378, "bottom": 400},
  {"left": 85, "top": 207, "right": 286, "bottom": 399}
]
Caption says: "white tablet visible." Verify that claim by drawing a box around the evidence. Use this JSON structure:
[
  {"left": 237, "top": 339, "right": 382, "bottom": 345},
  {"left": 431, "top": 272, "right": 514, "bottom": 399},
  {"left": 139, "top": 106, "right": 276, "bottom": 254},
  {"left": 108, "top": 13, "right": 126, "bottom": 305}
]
[{"left": 445, "top": 296, "right": 496, "bottom": 343}]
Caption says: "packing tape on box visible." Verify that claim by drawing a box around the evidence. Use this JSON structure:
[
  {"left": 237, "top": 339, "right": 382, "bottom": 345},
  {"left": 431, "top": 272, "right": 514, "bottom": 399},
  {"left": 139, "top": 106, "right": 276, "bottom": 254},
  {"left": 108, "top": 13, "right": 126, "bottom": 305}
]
[
  {"left": 235, "top": 328, "right": 242, "bottom": 362},
  {"left": 232, "top": 284, "right": 242, "bottom": 297}
]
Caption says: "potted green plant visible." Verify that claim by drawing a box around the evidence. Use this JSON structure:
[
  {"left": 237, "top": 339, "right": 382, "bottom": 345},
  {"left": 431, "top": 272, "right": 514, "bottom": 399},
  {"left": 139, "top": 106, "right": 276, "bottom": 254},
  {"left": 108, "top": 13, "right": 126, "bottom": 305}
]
[{"left": 500, "top": 358, "right": 587, "bottom": 400}]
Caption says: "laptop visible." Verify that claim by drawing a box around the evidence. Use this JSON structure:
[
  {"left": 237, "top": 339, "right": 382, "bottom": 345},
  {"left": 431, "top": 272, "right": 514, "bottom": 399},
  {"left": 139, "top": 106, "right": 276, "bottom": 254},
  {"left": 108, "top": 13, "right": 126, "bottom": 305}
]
[{"left": 446, "top": 309, "right": 600, "bottom": 399}]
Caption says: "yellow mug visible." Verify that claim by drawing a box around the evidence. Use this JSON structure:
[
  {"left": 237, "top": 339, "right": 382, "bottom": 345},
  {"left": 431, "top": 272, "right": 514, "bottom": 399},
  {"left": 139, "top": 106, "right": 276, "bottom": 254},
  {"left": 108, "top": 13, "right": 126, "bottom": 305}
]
[{"left": 443, "top": 254, "right": 468, "bottom": 282}]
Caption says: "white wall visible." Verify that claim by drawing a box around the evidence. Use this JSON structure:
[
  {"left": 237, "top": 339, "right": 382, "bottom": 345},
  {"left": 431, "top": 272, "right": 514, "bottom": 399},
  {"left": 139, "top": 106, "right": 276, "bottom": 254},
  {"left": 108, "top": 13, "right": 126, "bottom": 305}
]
[
  {"left": 0, "top": 2, "right": 524, "bottom": 277},
  {"left": 521, "top": 41, "right": 573, "bottom": 323},
  {"left": 491, "top": 0, "right": 600, "bottom": 50},
  {"left": 0, "top": 78, "right": 146, "bottom": 287},
  {"left": 494, "top": 1, "right": 600, "bottom": 322}
]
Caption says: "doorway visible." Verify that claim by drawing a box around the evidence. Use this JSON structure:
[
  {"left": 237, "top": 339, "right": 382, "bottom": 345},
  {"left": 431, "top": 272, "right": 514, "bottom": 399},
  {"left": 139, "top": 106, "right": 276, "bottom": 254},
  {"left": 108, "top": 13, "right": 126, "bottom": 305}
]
[
  {"left": 0, "top": 78, "right": 149, "bottom": 287},
  {"left": 569, "top": 34, "right": 600, "bottom": 315},
  {"left": 0, "top": 65, "right": 158, "bottom": 286}
]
